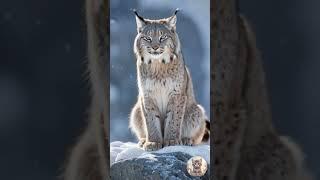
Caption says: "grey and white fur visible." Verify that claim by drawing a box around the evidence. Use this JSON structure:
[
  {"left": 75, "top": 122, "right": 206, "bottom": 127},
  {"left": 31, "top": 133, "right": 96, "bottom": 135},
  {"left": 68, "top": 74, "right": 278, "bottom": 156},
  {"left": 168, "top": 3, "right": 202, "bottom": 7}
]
[{"left": 129, "top": 10, "right": 210, "bottom": 151}]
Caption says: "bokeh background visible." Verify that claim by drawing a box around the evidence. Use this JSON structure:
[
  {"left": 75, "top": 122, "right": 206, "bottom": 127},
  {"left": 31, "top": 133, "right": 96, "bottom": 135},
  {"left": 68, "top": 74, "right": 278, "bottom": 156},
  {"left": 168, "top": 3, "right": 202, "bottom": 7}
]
[
  {"left": 0, "top": 0, "right": 319, "bottom": 179},
  {"left": 239, "top": 0, "right": 320, "bottom": 177},
  {"left": 110, "top": 0, "right": 210, "bottom": 142}
]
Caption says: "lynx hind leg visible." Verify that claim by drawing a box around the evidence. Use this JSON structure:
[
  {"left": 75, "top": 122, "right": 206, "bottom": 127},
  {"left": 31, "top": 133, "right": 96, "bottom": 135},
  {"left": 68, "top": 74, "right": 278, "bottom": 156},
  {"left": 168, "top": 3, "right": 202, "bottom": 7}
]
[
  {"left": 129, "top": 102, "right": 146, "bottom": 147},
  {"left": 181, "top": 104, "right": 206, "bottom": 145}
]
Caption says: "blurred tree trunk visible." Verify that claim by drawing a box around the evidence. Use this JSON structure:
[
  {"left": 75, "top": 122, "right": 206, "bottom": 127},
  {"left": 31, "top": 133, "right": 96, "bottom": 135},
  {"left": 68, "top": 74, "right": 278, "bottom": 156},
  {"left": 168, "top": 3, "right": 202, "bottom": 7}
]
[
  {"left": 212, "top": 0, "right": 276, "bottom": 179},
  {"left": 64, "top": 1, "right": 110, "bottom": 180},
  {"left": 86, "top": 0, "right": 110, "bottom": 178},
  {"left": 212, "top": 0, "right": 245, "bottom": 179}
]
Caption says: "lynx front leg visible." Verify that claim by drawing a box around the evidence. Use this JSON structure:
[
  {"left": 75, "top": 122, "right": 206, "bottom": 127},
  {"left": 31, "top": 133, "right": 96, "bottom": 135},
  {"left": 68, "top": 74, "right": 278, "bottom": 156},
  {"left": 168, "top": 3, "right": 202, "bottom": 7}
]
[
  {"left": 141, "top": 97, "right": 163, "bottom": 151},
  {"left": 164, "top": 95, "right": 186, "bottom": 146}
]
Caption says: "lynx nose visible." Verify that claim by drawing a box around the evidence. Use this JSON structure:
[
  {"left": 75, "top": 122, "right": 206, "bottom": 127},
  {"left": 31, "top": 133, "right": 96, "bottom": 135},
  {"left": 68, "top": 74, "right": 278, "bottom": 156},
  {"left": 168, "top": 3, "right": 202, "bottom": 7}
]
[{"left": 152, "top": 45, "right": 159, "bottom": 50}]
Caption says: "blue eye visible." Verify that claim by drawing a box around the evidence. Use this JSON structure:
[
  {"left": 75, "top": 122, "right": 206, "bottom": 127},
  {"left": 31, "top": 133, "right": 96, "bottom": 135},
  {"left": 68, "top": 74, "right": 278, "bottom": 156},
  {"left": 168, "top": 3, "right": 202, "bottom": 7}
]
[
  {"left": 159, "top": 35, "right": 167, "bottom": 42},
  {"left": 143, "top": 37, "right": 152, "bottom": 42}
]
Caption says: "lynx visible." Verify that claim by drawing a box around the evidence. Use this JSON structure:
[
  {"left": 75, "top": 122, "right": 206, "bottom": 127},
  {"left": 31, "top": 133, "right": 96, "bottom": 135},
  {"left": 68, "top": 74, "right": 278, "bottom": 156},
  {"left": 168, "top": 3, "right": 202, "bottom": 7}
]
[{"left": 129, "top": 10, "right": 210, "bottom": 151}]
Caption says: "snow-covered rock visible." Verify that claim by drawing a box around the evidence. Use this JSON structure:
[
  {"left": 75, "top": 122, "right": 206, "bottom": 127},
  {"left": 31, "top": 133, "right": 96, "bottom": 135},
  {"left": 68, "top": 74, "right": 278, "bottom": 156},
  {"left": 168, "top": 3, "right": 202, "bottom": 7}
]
[{"left": 110, "top": 141, "right": 210, "bottom": 180}]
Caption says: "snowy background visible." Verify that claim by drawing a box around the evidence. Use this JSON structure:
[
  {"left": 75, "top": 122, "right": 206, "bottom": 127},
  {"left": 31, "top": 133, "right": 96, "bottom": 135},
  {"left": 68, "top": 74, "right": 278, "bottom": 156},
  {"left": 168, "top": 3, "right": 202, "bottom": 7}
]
[{"left": 110, "top": 0, "right": 210, "bottom": 142}]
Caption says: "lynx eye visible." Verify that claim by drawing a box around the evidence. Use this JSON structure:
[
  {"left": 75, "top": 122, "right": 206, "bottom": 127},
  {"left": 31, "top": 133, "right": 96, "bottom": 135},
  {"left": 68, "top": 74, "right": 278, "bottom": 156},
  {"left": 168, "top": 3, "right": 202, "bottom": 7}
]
[
  {"left": 143, "top": 36, "right": 152, "bottom": 42},
  {"left": 159, "top": 35, "right": 168, "bottom": 42}
]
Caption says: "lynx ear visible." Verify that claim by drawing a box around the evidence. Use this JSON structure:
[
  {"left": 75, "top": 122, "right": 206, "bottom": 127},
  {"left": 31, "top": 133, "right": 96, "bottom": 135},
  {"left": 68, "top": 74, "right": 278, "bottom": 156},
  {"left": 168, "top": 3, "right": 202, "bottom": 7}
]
[
  {"left": 166, "top": 8, "right": 179, "bottom": 31},
  {"left": 133, "top": 9, "right": 146, "bottom": 33}
]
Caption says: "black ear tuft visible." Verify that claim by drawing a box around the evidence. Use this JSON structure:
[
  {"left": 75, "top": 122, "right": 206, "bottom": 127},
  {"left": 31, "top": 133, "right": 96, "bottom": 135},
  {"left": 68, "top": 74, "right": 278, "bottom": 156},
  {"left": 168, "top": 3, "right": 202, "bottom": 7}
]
[
  {"left": 133, "top": 9, "right": 146, "bottom": 33},
  {"left": 132, "top": 8, "right": 144, "bottom": 22},
  {"left": 174, "top": 8, "right": 180, "bottom": 15}
]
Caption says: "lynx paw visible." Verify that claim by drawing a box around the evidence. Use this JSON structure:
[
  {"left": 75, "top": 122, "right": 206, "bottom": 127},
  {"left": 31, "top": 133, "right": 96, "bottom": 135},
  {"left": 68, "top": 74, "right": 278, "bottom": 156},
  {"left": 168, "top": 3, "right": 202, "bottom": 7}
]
[
  {"left": 143, "top": 141, "right": 162, "bottom": 151},
  {"left": 181, "top": 137, "right": 194, "bottom": 146},
  {"left": 138, "top": 138, "right": 146, "bottom": 147},
  {"left": 164, "top": 139, "right": 182, "bottom": 147}
]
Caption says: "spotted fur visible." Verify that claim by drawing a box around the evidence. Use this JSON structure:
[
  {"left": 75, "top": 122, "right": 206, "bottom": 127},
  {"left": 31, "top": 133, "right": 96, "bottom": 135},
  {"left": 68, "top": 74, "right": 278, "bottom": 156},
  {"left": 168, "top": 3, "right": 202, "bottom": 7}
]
[{"left": 129, "top": 10, "right": 210, "bottom": 151}]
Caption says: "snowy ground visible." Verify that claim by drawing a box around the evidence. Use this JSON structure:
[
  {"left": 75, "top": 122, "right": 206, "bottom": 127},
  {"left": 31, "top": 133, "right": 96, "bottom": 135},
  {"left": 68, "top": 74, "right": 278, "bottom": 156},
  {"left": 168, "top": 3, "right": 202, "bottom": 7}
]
[{"left": 110, "top": 141, "right": 210, "bottom": 165}]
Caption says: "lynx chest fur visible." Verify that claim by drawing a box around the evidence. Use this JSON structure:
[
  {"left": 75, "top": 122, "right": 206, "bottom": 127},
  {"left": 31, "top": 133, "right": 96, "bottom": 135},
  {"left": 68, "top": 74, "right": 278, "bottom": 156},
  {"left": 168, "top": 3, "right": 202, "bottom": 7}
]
[
  {"left": 142, "top": 77, "right": 175, "bottom": 114},
  {"left": 138, "top": 60, "right": 185, "bottom": 116}
]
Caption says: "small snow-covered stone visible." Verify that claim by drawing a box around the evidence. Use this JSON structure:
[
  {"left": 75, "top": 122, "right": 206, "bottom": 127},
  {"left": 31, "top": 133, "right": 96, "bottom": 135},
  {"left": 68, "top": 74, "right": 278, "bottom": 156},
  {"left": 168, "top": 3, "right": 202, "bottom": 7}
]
[
  {"left": 110, "top": 141, "right": 124, "bottom": 147},
  {"left": 115, "top": 147, "right": 145, "bottom": 162}
]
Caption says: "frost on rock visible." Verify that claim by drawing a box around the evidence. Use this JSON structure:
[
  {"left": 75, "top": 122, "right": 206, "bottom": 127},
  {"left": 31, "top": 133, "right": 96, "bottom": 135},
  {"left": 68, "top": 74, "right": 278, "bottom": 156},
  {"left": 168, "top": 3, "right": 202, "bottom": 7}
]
[
  {"left": 110, "top": 141, "right": 210, "bottom": 180},
  {"left": 110, "top": 141, "right": 210, "bottom": 165}
]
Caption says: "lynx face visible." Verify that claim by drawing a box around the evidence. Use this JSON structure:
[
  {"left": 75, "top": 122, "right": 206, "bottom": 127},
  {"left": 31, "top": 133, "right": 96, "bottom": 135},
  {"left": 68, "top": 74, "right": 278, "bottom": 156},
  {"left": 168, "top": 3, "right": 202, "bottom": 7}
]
[
  {"left": 192, "top": 159, "right": 202, "bottom": 170},
  {"left": 133, "top": 11, "right": 181, "bottom": 64},
  {"left": 187, "top": 156, "right": 208, "bottom": 177}
]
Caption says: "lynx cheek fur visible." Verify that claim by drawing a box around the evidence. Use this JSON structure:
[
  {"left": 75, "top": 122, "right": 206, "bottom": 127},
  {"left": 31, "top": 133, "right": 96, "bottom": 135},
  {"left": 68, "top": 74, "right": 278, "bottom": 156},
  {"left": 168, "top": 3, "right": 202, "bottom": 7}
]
[{"left": 129, "top": 10, "right": 210, "bottom": 151}]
